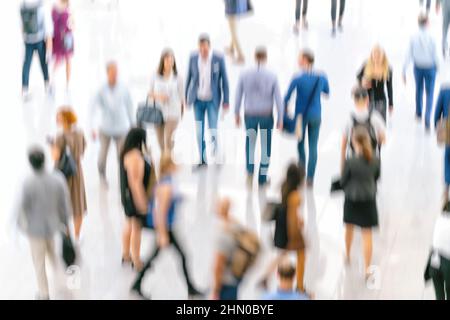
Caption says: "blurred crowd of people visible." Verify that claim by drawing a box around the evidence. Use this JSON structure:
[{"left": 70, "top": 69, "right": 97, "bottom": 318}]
[{"left": 14, "top": 0, "right": 450, "bottom": 300}]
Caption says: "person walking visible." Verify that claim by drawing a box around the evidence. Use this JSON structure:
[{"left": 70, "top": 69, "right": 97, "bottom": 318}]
[
  {"left": 403, "top": 14, "right": 440, "bottom": 132},
  {"left": 51, "top": 108, "right": 86, "bottom": 241},
  {"left": 90, "top": 61, "right": 134, "bottom": 186},
  {"left": 284, "top": 49, "right": 330, "bottom": 187},
  {"left": 20, "top": 0, "right": 54, "bottom": 100},
  {"left": 341, "top": 127, "right": 381, "bottom": 281},
  {"left": 17, "top": 147, "right": 72, "bottom": 299},
  {"left": 293, "top": 0, "right": 308, "bottom": 34},
  {"left": 51, "top": 0, "right": 74, "bottom": 87},
  {"left": 234, "top": 46, "right": 283, "bottom": 187},
  {"left": 224, "top": 0, "right": 252, "bottom": 64},
  {"left": 131, "top": 154, "right": 202, "bottom": 299},
  {"left": 436, "top": 0, "right": 450, "bottom": 57},
  {"left": 357, "top": 45, "right": 394, "bottom": 123},
  {"left": 149, "top": 48, "right": 185, "bottom": 154},
  {"left": 331, "top": 0, "right": 345, "bottom": 37},
  {"left": 186, "top": 34, "right": 230, "bottom": 168}
]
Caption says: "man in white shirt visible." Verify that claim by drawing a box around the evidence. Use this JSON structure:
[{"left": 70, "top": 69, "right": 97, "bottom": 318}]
[{"left": 90, "top": 61, "right": 134, "bottom": 185}]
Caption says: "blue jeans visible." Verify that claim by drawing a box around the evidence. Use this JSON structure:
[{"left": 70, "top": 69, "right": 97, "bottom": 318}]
[
  {"left": 445, "top": 147, "right": 450, "bottom": 185},
  {"left": 219, "top": 285, "right": 238, "bottom": 300},
  {"left": 22, "top": 40, "right": 49, "bottom": 89},
  {"left": 194, "top": 100, "right": 219, "bottom": 164},
  {"left": 298, "top": 117, "right": 321, "bottom": 180},
  {"left": 414, "top": 66, "right": 436, "bottom": 128},
  {"left": 244, "top": 115, "right": 274, "bottom": 184}
]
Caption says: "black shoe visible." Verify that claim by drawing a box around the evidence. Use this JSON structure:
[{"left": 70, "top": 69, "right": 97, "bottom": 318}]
[
  {"left": 193, "top": 162, "right": 207, "bottom": 171},
  {"left": 131, "top": 283, "right": 151, "bottom": 300},
  {"left": 188, "top": 288, "right": 205, "bottom": 299}
]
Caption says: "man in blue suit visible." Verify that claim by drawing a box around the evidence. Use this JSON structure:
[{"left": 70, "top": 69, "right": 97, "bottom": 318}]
[{"left": 186, "top": 33, "right": 230, "bottom": 167}]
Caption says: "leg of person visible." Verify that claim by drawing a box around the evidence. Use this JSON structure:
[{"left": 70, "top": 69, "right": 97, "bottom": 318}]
[
  {"left": 441, "top": 256, "right": 450, "bottom": 299},
  {"left": 164, "top": 119, "right": 178, "bottom": 153},
  {"left": 73, "top": 214, "right": 83, "bottom": 240},
  {"left": 445, "top": 147, "right": 450, "bottom": 202},
  {"left": 130, "top": 217, "right": 143, "bottom": 270},
  {"left": 122, "top": 218, "right": 132, "bottom": 262},
  {"left": 65, "top": 56, "right": 72, "bottom": 86},
  {"left": 194, "top": 101, "right": 207, "bottom": 165},
  {"left": 22, "top": 42, "right": 35, "bottom": 92},
  {"left": 131, "top": 239, "right": 161, "bottom": 297},
  {"left": 36, "top": 40, "right": 50, "bottom": 87},
  {"left": 424, "top": 67, "right": 437, "bottom": 130},
  {"left": 244, "top": 115, "right": 258, "bottom": 179},
  {"left": 295, "top": 0, "right": 301, "bottom": 24},
  {"left": 442, "top": 10, "right": 450, "bottom": 56},
  {"left": 431, "top": 265, "right": 446, "bottom": 300},
  {"left": 413, "top": 66, "right": 425, "bottom": 120},
  {"left": 219, "top": 285, "right": 239, "bottom": 300},
  {"left": 296, "top": 249, "right": 306, "bottom": 292},
  {"left": 331, "top": 0, "right": 337, "bottom": 34},
  {"left": 306, "top": 118, "right": 321, "bottom": 184},
  {"left": 227, "top": 16, "right": 244, "bottom": 62},
  {"left": 302, "top": 0, "right": 309, "bottom": 28},
  {"left": 338, "top": 0, "right": 346, "bottom": 28},
  {"left": 98, "top": 132, "right": 112, "bottom": 179},
  {"left": 297, "top": 117, "right": 309, "bottom": 170},
  {"left": 114, "top": 135, "right": 126, "bottom": 160},
  {"left": 155, "top": 124, "right": 165, "bottom": 153},
  {"left": 344, "top": 224, "right": 354, "bottom": 263},
  {"left": 29, "top": 237, "right": 50, "bottom": 299},
  {"left": 259, "top": 116, "right": 274, "bottom": 185},
  {"left": 361, "top": 228, "right": 373, "bottom": 276},
  {"left": 426, "top": 0, "right": 432, "bottom": 12},
  {"left": 206, "top": 102, "right": 220, "bottom": 163},
  {"left": 169, "top": 231, "right": 200, "bottom": 295}
]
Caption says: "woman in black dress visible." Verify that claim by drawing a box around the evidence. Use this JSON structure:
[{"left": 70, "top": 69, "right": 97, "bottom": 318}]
[{"left": 341, "top": 126, "right": 380, "bottom": 280}]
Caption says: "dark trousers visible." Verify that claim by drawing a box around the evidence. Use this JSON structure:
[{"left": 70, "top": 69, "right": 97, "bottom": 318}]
[
  {"left": 413, "top": 66, "right": 436, "bottom": 128},
  {"left": 420, "top": 0, "right": 432, "bottom": 11},
  {"left": 298, "top": 117, "right": 321, "bottom": 180},
  {"left": 219, "top": 284, "right": 239, "bottom": 300},
  {"left": 295, "top": 0, "right": 308, "bottom": 21},
  {"left": 133, "top": 231, "right": 196, "bottom": 293},
  {"left": 22, "top": 40, "right": 49, "bottom": 89},
  {"left": 431, "top": 255, "right": 450, "bottom": 300},
  {"left": 244, "top": 115, "right": 274, "bottom": 184},
  {"left": 331, "top": 0, "right": 346, "bottom": 22}
]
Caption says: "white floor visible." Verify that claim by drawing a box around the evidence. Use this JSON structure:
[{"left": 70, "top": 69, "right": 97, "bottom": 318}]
[{"left": 0, "top": 0, "right": 447, "bottom": 299}]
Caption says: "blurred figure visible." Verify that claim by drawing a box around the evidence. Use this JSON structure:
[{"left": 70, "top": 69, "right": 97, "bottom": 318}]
[
  {"left": 293, "top": 0, "right": 308, "bottom": 34},
  {"left": 260, "top": 164, "right": 307, "bottom": 293},
  {"left": 18, "top": 147, "right": 71, "bottom": 299},
  {"left": 186, "top": 34, "right": 229, "bottom": 168},
  {"left": 331, "top": 0, "right": 345, "bottom": 37},
  {"left": 403, "top": 14, "right": 439, "bottom": 132},
  {"left": 341, "top": 87, "right": 385, "bottom": 172},
  {"left": 357, "top": 45, "right": 394, "bottom": 123},
  {"left": 51, "top": 0, "right": 74, "bottom": 87},
  {"left": 149, "top": 48, "right": 185, "bottom": 154},
  {"left": 51, "top": 108, "right": 86, "bottom": 240},
  {"left": 425, "top": 201, "right": 450, "bottom": 300},
  {"left": 224, "top": 0, "right": 252, "bottom": 64},
  {"left": 341, "top": 127, "right": 381, "bottom": 281},
  {"left": 212, "top": 198, "right": 260, "bottom": 300},
  {"left": 234, "top": 46, "right": 283, "bottom": 187},
  {"left": 132, "top": 154, "right": 202, "bottom": 299},
  {"left": 262, "top": 258, "right": 310, "bottom": 300},
  {"left": 120, "top": 128, "right": 153, "bottom": 271},
  {"left": 434, "top": 84, "right": 450, "bottom": 201},
  {"left": 90, "top": 61, "right": 134, "bottom": 186},
  {"left": 436, "top": 0, "right": 450, "bottom": 57},
  {"left": 420, "top": 0, "right": 432, "bottom": 15},
  {"left": 20, "top": 0, "right": 54, "bottom": 99},
  {"left": 284, "top": 49, "right": 330, "bottom": 187}
]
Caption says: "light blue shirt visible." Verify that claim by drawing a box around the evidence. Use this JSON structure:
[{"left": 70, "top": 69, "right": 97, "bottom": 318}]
[
  {"left": 90, "top": 83, "right": 134, "bottom": 137},
  {"left": 262, "top": 289, "right": 310, "bottom": 300},
  {"left": 234, "top": 65, "right": 283, "bottom": 122},
  {"left": 403, "top": 27, "right": 439, "bottom": 75}
]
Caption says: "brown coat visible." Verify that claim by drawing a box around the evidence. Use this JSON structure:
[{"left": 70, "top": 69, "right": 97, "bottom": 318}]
[
  {"left": 56, "top": 129, "right": 87, "bottom": 217},
  {"left": 286, "top": 192, "right": 305, "bottom": 251}
]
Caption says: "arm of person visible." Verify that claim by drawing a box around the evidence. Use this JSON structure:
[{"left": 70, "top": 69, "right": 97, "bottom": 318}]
[
  {"left": 220, "top": 57, "right": 230, "bottom": 109},
  {"left": 155, "top": 183, "right": 171, "bottom": 248},
  {"left": 212, "top": 252, "right": 227, "bottom": 299},
  {"left": 58, "top": 175, "right": 72, "bottom": 229},
  {"left": 322, "top": 75, "right": 330, "bottom": 98},
  {"left": 125, "top": 151, "right": 147, "bottom": 215},
  {"left": 274, "top": 77, "right": 284, "bottom": 129},
  {"left": 185, "top": 57, "right": 192, "bottom": 106},
  {"left": 177, "top": 76, "right": 186, "bottom": 116},
  {"left": 387, "top": 68, "right": 394, "bottom": 110},
  {"left": 356, "top": 63, "right": 365, "bottom": 84},
  {"left": 125, "top": 88, "right": 135, "bottom": 127},
  {"left": 341, "top": 134, "right": 348, "bottom": 174},
  {"left": 284, "top": 78, "right": 296, "bottom": 111},
  {"left": 234, "top": 75, "right": 244, "bottom": 126}
]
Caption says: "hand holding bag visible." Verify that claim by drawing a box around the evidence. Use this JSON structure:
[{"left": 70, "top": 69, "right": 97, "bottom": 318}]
[
  {"left": 136, "top": 98, "right": 164, "bottom": 127},
  {"left": 58, "top": 135, "right": 77, "bottom": 178},
  {"left": 61, "top": 229, "right": 76, "bottom": 267}
]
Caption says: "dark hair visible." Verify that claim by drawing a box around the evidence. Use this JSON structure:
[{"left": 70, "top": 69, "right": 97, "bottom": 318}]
[
  {"left": 418, "top": 13, "right": 428, "bottom": 27},
  {"left": 120, "top": 128, "right": 147, "bottom": 163},
  {"left": 277, "top": 260, "right": 296, "bottom": 279},
  {"left": 157, "top": 49, "right": 178, "bottom": 76},
  {"left": 255, "top": 46, "right": 267, "bottom": 62},
  {"left": 281, "top": 163, "right": 305, "bottom": 205},
  {"left": 198, "top": 33, "right": 210, "bottom": 45},
  {"left": 28, "top": 147, "right": 45, "bottom": 171},
  {"left": 301, "top": 49, "right": 315, "bottom": 65}
]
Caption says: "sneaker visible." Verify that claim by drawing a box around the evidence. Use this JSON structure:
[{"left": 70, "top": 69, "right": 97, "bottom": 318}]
[
  {"left": 131, "top": 283, "right": 150, "bottom": 300},
  {"left": 302, "top": 18, "right": 309, "bottom": 30},
  {"left": 331, "top": 27, "right": 337, "bottom": 37},
  {"left": 22, "top": 90, "right": 32, "bottom": 102},
  {"left": 193, "top": 162, "right": 207, "bottom": 171},
  {"left": 293, "top": 24, "right": 300, "bottom": 35}
]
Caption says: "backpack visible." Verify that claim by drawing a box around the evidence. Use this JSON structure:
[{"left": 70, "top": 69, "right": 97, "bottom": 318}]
[
  {"left": 348, "top": 108, "right": 378, "bottom": 156},
  {"left": 21, "top": 2, "right": 41, "bottom": 35},
  {"left": 230, "top": 227, "right": 261, "bottom": 281}
]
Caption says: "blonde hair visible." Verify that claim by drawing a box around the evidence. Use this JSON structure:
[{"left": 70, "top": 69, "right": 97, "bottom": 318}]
[
  {"left": 353, "top": 126, "right": 373, "bottom": 162},
  {"left": 159, "top": 152, "right": 176, "bottom": 176},
  {"left": 364, "top": 45, "right": 390, "bottom": 81}
]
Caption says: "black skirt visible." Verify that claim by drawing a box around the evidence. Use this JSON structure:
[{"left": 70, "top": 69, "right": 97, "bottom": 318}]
[{"left": 343, "top": 198, "right": 378, "bottom": 228}]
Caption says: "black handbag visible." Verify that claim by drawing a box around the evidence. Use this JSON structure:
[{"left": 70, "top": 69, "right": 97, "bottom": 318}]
[
  {"left": 62, "top": 231, "right": 76, "bottom": 267},
  {"left": 136, "top": 98, "right": 164, "bottom": 127},
  {"left": 330, "top": 177, "right": 343, "bottom": 193},
  {"left": 58, "top": 136, "right": 77, "bottom": 178}
]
